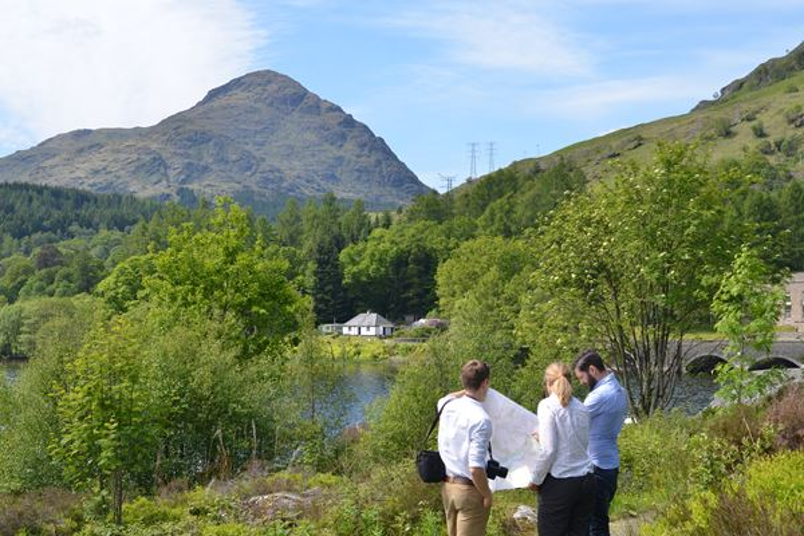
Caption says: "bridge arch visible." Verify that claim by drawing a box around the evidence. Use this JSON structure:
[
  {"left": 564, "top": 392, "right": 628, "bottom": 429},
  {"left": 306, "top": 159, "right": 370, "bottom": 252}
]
[
  {"left": 686, "top": 354, "right": 727, "bottom": 374},
  {"left": 748, "top": 356, "right": 802, "bottom": 371}
]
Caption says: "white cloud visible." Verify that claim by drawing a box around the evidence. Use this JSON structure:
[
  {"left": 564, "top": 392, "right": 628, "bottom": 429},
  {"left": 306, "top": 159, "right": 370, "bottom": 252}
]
[
  {"left": 0, "top": 0, "right": 264, "bottom": 148},
  {"left": 382, "top": 0, "right": 592, "bottom": 76},
  {"left": 526, "top": 76, "right": 704, "bottom": 119}
]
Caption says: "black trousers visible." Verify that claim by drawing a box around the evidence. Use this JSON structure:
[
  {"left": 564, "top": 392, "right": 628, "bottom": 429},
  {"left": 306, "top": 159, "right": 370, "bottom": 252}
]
[
  {"left": 588, "top": 466, "right": 619, "bottom": 536},
  {"left": 538, "top": 473, "right": 595, "bottom": 536}
]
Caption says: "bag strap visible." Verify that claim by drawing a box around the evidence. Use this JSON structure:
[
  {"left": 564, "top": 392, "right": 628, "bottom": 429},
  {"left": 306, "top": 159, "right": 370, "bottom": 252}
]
[{"left": 420, "top": 397, "right": 457, "bottom": 450}]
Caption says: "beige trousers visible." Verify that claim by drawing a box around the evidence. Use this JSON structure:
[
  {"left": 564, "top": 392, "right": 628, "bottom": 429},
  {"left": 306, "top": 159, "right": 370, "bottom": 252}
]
[{"left": 441, "top": 482, "right": 491, "bottom": 536}]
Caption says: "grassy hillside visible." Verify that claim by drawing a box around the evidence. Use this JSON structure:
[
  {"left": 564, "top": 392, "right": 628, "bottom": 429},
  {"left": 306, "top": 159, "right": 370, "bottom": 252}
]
[{"left": 505, "top": 62, "right": 804, "bottom": 183}]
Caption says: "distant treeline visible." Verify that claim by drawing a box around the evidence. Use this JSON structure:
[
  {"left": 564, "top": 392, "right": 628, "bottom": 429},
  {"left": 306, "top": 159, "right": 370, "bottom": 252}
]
[{"left": 0, "top": 183, "right": 161, "bottom": 240}]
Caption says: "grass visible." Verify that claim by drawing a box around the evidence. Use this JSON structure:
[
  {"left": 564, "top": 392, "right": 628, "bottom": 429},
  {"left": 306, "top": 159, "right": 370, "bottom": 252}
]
[{"left": 504, "top": 70, "right": 804, "bottom": 183}]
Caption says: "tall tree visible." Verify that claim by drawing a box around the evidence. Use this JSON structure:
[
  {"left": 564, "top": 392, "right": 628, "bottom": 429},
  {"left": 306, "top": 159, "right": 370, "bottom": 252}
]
[{"left": 520, "top": 144, "right": 754, "bottom": 416}]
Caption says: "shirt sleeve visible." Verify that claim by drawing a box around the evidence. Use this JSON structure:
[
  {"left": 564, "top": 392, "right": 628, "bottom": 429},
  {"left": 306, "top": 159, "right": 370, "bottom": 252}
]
[
  {"left": 530, "top": 400, "right": 558, "bottom": 486},
  {"left": 467, "top": 417, "right": 492, "bottom": 469},
  {"left": 584, "top": 389, "right": 606, "bottom": 417}
]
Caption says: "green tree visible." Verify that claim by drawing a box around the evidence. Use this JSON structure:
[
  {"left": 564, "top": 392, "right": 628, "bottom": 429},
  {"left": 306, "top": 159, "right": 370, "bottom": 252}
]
[
  {"left": 520, "top": 144, "right": 752, "bottom": 416},
  {"left": 105, "top": 198, "right": 303, "bottom": 361},
  {"left": 341, "top": 199, "right": 372, "bottom": 244},
  {"left": 50, "top": 314, "right": 157, "bottom": 524},
  {"left": 276, "top": 198, "right": 303, "bottom": 248},
  {"left": 711, "top": 245, "right": 786, "bottom": 405}
]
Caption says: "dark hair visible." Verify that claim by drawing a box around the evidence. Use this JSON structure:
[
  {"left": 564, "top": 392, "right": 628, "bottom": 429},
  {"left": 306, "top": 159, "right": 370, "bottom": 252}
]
[
  {"left": 461, "top": 360, "right": 490, "bottom": 390},
  {"left": 573, "top": 349, "right": 606, "bottom": 372}
]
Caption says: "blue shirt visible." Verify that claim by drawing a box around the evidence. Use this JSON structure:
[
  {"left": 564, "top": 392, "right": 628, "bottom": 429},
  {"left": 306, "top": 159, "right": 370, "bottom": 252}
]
[{"left": 583, "top": 373, "right": 627, "bottom": 470}]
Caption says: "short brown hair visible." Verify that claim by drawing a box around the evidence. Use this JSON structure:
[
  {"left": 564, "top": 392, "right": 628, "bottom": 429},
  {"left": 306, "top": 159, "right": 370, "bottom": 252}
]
[
  {"left": 461, "top": 360, "right": 490, "bottom": 390},
  {"left": 573, "top": 349, "right": 606, "bottom": 372}
]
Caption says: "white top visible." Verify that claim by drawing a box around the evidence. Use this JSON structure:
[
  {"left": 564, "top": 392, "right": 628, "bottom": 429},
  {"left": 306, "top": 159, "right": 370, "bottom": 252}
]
[
  {"left": 530, "top": 394, "right": 592, "bottom": 485},
  {"left": 437, "top": 395, "right": 493, "bottom": 479}
]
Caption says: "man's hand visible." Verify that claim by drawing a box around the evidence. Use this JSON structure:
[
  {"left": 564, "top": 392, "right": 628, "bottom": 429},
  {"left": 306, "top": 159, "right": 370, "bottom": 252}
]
[
  {"left": 482, "top": 494, "right": 493, "bottom": 509},
  {"left": 528, "top": 483, "right": 540, "bottom": 493},
  {"left": 470, "top": 467, "right": 493, "bottom": 510}
]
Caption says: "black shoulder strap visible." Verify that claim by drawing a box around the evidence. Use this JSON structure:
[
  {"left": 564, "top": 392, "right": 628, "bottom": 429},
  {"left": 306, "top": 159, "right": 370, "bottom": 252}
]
[{"left": 420, "top": 397, "right": 456, "bottom": 450}]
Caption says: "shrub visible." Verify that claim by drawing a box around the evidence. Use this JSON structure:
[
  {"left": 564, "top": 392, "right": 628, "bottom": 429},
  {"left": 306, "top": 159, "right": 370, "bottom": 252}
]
[
  {"left": 766, "top": 382, "right": 804, "bottom": 450},
  {"left": 708, "top": 116, "right": 734, "bottom": 138},
  {"left": 0, "top": 487, "right": 82, "bottom": 536},
  {"left": 643, "top": 451, "right": 804, "bottom": 535},
  {"left": 784, "top": 104, "right": 803, "bottom": 125},
  {"left": 785, "top": 84, "right": 800, "bottom": 94},
  {"left": 617, "top": 412, "right": 695, "bottom": 509},
  {"left": 751, "top": 121, "right": 767, "bottom": 138}
]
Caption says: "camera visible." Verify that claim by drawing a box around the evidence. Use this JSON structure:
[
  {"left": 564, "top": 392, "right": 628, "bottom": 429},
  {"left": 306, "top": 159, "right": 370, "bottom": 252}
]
[{"left": 486, "top": 459, "right": 509, "bottom": 480}]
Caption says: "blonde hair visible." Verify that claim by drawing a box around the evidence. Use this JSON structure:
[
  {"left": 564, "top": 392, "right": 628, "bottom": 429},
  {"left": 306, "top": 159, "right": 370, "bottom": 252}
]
[{"left": 544, "top": 362, "right": 573, "bottom": 407}]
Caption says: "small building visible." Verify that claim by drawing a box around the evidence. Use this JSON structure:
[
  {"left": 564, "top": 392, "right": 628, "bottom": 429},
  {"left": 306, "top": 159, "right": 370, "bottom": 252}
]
[
  {"left": 780, "top": 272, "right": 804, "bottom": 332},
  {"left": 319, "top": 323, "right": 345, "bottom": 335},
  {"left": 342, "top": 312, "right": 395, "bottom": 337}
]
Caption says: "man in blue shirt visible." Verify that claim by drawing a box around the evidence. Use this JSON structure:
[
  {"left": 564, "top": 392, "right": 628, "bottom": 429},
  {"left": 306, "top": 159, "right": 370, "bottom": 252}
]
[{"left": 573, "top": 350, "right": 628, "bottom": 536}]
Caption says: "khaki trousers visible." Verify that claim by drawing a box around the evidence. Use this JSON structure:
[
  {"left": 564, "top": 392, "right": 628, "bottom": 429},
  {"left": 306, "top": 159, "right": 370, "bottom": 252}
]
[{"left": 441, "top": 482, "right": 491, "bottom": 536}]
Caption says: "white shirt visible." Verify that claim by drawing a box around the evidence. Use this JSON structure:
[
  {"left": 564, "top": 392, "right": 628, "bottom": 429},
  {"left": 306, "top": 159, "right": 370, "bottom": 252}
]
[
  {"left": 437, "top": 395, "right": 492, "bottom": 479},
  {"left": 530, "top": 394, "right": 592, "bottom": 485}
]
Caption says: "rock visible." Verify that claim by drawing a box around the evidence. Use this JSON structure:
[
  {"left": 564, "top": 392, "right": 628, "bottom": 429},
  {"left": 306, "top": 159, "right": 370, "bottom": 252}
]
[
  {"left": 512, "top": 504, "right": 538, "bottom": 532},
  {"left": 242, "top": 488, "right": 323, "bottom": 523}
]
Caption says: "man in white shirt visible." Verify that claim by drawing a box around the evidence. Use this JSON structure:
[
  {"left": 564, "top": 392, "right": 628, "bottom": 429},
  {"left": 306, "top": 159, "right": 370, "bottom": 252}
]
[{"left": 437, "top": 360, "right": 494, "bottom": 536}]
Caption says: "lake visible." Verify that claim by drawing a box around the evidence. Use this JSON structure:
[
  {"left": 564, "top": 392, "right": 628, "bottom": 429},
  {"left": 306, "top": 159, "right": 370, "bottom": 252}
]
[{"left": 0, "top": 360, "right": 716, "bottom": 428}]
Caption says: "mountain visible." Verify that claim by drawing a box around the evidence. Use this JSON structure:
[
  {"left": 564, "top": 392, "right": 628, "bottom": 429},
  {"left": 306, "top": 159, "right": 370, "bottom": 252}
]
[
  {"left": 495, "top": 42, "right": 804, "bottom": 184},
  {"left": 0, "top": 71, "right": 431, "bottom": 214}
]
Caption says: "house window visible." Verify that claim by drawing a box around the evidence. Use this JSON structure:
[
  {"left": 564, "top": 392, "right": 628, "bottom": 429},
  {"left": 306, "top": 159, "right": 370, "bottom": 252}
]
[{"left": 784, "top": 295, "right": 792, "bottom": 319}]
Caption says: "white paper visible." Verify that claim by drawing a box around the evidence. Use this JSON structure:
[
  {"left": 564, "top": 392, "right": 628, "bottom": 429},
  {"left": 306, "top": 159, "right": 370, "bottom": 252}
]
[{"left": 480, "top": 388, "right": 541, "bottom": 491}]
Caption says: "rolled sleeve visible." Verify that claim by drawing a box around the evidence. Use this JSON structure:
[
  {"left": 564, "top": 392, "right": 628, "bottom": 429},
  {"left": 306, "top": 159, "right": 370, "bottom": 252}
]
[
  {"left": 530, "top": 400, "right": 558, "bottom": 486},
  {"left": 467, "top": 417, "right": 492, "bottom": 469}
]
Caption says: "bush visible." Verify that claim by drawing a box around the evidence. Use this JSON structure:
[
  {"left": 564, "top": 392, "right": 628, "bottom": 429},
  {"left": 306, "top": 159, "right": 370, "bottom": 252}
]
[
  {"left": 643, "top": 451, "right": 804, "bottom": 535},
  {"left": 708, "top": 116, "right": 734, "bottom": 138},
  {"left": 784, "top": 104, "right": 803, "bottom": 125},
  {"left": 0, "top": 487, "right": 82, "bottom": 536},
  {"left": 785, "top": 84, "right": 800, "bottom": 94},
  {"left": 751, "top": 121, "right": 767, "bottom": 138},
  {"left": 766, "top": 382, "right": 804, "bottom": 450},
  {"left": 616, "top": 412, "right": 695, "bottom": 511}
]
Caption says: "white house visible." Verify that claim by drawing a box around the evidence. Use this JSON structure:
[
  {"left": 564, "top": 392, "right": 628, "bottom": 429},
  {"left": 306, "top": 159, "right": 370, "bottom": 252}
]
[{"left": 342, "top": 312, "right": 395, "bottom": 337}]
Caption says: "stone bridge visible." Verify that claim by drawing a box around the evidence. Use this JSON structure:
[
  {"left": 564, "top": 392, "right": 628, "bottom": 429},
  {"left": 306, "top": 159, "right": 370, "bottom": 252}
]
[{"left": 682, "top": 340, "right": 804, "bottom": 374}]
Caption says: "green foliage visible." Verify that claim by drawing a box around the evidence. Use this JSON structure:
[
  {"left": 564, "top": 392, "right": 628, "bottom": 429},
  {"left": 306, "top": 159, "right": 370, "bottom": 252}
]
[
  {"left": 643, "top": 451, "right": 804, "bottom": 536},
  {"left": 0, "top": 296, "right": 108, "bottom": 493},
  {"left": 616, "top": 413, "right": 696, "bottom": 512},
  {"left": 357, "top": 337, "right": 458, "bottom": 465},
  {"left": 750, "top": 121, "right": 767, "bottom": 138},
  {"left": 707, "top": 116, "right": 734, "bottom": 138},
  {"left": 0, "top": 183, "right": 159, "bottom": 241},
  {"left": 132, "top": 198, "right": 302, "bottom": 361},
  {"left": 784, "top": 103, "right": 803, "bottom": 125},
  {"left": 341, "top": 220, "right": 473, "bottom": 320},
  {"left": 711, "top": 245, "right": 786, "bottom": 404},
  {"left": 520, "top": 143, "right": 751, "bottom": 415}
]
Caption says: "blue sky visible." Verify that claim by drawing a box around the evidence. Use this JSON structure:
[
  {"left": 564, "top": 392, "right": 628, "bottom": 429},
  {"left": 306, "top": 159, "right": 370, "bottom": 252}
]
[{"left": 0, "top": 1, "right": 802, "bottom": 190}]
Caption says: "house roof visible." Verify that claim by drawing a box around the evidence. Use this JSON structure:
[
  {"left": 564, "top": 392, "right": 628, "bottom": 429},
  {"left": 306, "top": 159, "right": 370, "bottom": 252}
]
[{"left": 344, "top": 312, "right": 394, "bottom": 327}]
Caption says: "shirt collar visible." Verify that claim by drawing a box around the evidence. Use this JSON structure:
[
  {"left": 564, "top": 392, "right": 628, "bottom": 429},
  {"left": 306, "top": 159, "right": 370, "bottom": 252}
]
[{"left": 592, "top": 372, "right": 615, "bottom": 391}]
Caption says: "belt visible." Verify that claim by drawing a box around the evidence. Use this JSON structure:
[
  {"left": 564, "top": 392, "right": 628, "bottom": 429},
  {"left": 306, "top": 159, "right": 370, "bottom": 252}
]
[{"left": 444, "top": 475, "right": 474, "bottom": 486}]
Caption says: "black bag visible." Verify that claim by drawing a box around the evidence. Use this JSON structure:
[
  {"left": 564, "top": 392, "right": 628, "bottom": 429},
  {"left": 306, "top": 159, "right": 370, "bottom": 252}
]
[{"left": 415, "top": 398, "right": 455, "bottom": 483}]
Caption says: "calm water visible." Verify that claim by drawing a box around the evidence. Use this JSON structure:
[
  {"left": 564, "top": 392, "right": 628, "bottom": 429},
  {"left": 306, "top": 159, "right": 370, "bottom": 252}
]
[{"left": 0, "top": 360, "right": 716, "bottom": 425}]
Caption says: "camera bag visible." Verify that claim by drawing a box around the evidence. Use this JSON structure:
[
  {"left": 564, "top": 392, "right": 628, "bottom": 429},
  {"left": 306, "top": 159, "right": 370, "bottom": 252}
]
[{"left": 415, "top": 398, "right": 455, "bottom": 483}]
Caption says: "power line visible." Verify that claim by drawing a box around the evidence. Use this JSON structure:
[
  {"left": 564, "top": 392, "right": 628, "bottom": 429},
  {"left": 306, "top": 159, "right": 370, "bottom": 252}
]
[
  {"left": 439, "top": 173, "right": 456, "bottom": 194},
  {"left": 487, "top": 141, "right": 496, "bottom": 173},
  {"left": 468, "top": 142, "right": 478, "bottom": 179}
]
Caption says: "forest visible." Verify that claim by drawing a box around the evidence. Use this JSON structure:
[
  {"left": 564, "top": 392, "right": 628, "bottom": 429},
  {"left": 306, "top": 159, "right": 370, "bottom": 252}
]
[{"left": 0, "top": 144, "right": 803, "bottom": 534}]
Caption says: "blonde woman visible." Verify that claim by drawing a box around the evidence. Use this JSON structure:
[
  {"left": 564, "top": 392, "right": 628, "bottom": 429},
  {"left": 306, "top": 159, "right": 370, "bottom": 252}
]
[{"left": 529, "top": 363, "right": 594, "bottom": 536}]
